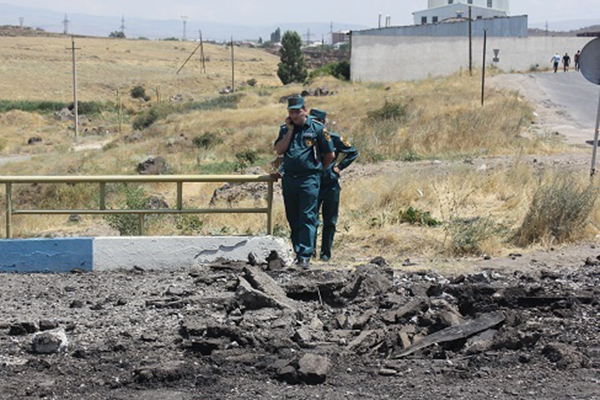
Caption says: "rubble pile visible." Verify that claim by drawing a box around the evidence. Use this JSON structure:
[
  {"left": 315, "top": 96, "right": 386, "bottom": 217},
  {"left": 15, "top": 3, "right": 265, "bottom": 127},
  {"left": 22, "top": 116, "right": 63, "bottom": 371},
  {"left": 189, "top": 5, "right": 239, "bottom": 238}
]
[{"left": 0, "top": 256, "right": 598, "bottom": 399}]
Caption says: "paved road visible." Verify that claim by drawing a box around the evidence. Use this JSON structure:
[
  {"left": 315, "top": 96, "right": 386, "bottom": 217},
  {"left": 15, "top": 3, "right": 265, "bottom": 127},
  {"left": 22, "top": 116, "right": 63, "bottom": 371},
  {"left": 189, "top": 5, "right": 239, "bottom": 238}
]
[{"left": 534, "top": 71, "right": 600, "bottom": 130}]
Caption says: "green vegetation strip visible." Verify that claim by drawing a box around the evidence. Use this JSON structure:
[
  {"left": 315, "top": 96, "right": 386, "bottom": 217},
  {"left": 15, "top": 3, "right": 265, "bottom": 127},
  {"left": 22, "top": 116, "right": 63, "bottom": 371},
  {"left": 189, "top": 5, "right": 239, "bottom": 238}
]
[{"left": 0, "top": 100, "right": 114, "bottom": 115}]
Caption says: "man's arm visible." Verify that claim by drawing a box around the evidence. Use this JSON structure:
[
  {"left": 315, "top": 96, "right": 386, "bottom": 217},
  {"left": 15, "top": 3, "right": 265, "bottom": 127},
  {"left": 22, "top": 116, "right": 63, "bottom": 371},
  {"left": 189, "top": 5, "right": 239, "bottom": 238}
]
[
  {"left": 322, "top": 151, "right": 335, "bottom": 170},
  {"left": 274, "top": 120, "right": 294, "bottom": 155}
]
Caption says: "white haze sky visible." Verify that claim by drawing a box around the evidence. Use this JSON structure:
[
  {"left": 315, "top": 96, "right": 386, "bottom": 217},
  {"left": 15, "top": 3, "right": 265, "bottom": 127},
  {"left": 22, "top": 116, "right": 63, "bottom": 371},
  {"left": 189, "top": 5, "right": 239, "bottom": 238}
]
[{"left": 2, "top": 0, "right": 599, "bottom": 26}]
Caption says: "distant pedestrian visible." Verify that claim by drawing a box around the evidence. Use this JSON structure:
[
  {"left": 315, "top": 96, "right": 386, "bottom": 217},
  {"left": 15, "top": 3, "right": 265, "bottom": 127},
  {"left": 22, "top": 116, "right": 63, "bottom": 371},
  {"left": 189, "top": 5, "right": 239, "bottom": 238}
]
[
  {"left": 551, "top": 52, "right": 561, "bottom": 73},
  {"left": 574, "top": 50, "right": 581, "bottom": 71},
  {"left": 562, "top": 53, "right": 571, "bottom": 73}
]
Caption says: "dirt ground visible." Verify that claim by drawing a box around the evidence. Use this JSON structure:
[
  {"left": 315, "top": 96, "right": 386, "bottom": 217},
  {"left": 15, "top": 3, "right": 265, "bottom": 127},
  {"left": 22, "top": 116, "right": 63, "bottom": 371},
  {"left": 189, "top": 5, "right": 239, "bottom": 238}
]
[
  {"left": 1, "top": 74, "right": 599, "bottom": 399},
  {"left": 0, "top": 252, "right": 598, "bottom": 400}
]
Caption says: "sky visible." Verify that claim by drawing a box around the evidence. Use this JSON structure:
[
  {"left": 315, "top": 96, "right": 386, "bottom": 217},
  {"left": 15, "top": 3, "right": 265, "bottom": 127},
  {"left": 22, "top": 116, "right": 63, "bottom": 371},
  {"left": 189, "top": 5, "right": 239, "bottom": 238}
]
[{"left": 1, "top": 0, "right": 599, "bottom": 27}]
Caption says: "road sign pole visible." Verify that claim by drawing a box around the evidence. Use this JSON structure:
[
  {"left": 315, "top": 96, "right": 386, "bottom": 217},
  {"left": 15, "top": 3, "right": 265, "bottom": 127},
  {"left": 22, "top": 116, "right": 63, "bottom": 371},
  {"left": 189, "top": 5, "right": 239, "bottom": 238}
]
[{"left": 591, "top": 89, "right": 600, "bottom": 177}]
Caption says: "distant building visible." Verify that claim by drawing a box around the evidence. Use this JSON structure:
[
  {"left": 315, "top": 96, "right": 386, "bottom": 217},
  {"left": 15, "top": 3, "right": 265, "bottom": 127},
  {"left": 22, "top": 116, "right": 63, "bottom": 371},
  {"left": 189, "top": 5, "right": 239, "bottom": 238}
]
[
  {"left": 414, "top": 0, "right": 509, "bottom": 25},
  {"left": 332, "top": 31, "right": 349, "bottom": 45}
]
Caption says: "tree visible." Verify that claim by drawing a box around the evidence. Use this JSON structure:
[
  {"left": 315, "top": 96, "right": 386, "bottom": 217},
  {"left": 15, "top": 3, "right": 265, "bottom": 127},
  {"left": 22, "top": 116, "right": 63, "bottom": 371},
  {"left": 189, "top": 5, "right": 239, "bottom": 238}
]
[
  {"left": 277, "top": 31, "right": 308, "bottom": 85},
  {"left": 109, "top": 31, "right": 125, "bottom": 38}
]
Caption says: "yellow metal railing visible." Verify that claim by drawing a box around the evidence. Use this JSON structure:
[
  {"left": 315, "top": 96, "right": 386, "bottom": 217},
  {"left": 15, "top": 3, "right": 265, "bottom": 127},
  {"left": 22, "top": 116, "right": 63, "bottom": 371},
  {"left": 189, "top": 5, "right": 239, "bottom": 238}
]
[{"left": 0, "top": 175, "right": 275, "bottom": 238}]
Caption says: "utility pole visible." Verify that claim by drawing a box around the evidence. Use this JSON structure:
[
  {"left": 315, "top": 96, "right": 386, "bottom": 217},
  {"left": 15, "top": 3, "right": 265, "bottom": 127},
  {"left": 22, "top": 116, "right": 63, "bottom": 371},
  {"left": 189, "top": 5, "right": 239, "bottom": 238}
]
[
  {"left": 199, "top": 30, "right": 206, "bottom": 73},
  {"left": 481, "top": 29, "right": 487, "bottom": 106},
  {"left": 303, "top": 28, "right": 312, "bottom": 46},
  {"left": 545, "top": 21, "right": 548, "bottom": 36},
  {"left": 321, "top": 34, "right": 325, "bottom": 67},
  {"left": 378, "top": 13, "right": 382, "bottom": 29},
  {"left": 330, "top": 21, "right": 333, "bottom": 44},
  {"left": 231, "top": 36, "right": 235, "bottom": 92},
  {"left": 19, "top": 17, "right": 24, "bottom": 28},
  {"left": 67, "top": 37, "right": 81, "bottom": 139},
  {"left": 63, "top": 14, "right": 69, "bottom": 35},
  {"left": 120, "top": 14, "right": 126, "bottom": 36},
  {"left": 181, "top": 16, "right": 188, "bottom": 41},
  {"left": 469, "top": 6, "right": 472, "bottom": 76}
]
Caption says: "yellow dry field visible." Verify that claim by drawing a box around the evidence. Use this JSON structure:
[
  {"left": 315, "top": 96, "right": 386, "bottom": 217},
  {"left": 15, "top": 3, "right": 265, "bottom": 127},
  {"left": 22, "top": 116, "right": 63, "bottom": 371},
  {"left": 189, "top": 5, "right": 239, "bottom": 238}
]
[
  {"left": 0, "top": 36, "right": 281, "bottom": 102},
  {"left": 0, "top": 36, "right": 597, "bottom": 267}
]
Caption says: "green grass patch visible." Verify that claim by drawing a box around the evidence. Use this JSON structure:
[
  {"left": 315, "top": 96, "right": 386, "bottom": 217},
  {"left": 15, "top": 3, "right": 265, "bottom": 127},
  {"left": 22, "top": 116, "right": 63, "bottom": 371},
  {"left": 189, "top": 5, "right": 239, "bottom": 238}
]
[{"left": 0, "top": 100, "right": 114, "bottom": 115}]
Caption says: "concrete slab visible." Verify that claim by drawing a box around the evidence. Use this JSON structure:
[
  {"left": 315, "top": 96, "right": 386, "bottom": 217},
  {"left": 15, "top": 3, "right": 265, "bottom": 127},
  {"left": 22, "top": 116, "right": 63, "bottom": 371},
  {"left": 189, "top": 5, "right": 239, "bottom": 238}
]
[
  {"left": 0, "top": 238, "right": 93, "bottom": 273},
  {"left": 93, "top": 236, "right": 293, "bottom": 271}
]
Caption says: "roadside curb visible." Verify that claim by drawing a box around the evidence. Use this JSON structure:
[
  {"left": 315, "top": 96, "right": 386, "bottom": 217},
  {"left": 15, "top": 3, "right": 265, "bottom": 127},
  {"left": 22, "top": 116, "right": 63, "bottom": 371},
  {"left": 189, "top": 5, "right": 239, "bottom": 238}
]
[{"left": 0, "top": 236, "right": 293, "bottom": 273}]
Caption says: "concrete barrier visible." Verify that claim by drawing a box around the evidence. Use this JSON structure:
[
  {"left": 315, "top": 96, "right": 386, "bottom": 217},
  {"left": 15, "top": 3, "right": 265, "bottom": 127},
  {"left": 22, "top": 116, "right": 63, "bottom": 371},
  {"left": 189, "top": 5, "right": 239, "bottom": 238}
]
[{"left": 0, "top": 236, "right": 293, "bottom": 273}]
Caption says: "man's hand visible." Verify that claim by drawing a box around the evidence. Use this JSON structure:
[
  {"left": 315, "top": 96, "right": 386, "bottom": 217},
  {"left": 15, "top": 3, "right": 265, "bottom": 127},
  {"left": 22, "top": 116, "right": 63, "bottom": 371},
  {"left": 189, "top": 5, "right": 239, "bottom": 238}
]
[{"left": 333, "top": 166, "right": 341, "bottom": 176}]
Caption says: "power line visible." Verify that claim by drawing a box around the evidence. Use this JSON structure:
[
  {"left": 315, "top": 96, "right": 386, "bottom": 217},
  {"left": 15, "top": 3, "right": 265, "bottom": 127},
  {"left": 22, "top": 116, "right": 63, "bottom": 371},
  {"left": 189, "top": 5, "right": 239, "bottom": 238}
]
[
  {"left": 120, "top": 14, "right": 126, "bottom": 35},
  {"left": 63, "top": 14, "right": 69, "bottom": 35}
]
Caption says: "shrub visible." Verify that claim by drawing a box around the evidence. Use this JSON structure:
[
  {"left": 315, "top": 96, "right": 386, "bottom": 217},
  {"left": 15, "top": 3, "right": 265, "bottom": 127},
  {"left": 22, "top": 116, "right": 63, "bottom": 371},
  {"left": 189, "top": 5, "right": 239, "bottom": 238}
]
[
  {"left": 0, "top": 137, "right": 7, "bottom": 152},
  {"left": 109, "top": 31, "right": 125, "bottom": 38},
  {"left": 132, "top": 108, "right": 159, "bottom": 130},
  {"left": 307, "top": 61, "right": 351, "bottom": 82},
  {"left": 130, "top": 86, "right": 150, "bottom": 101},
  {"left": 247, "top": 78, "right": 257, "bottom": 87},
  {"left": 192, "top": 132, "right": 223, "bottom": 149},
  {"left": 104, "top": 184, "right": 153, "bottom": 236},
  {"left": 398, "top": 207, "right": 440, "bottom": 227},
  {"left": 513, "top": 176, "right": 597, "bottom": 246},
  {"left": 447, "top": 216, "right": 502, "bottom": 256},
  {"left": 235, "top": 149, "right": 259, "bottom": 171}
]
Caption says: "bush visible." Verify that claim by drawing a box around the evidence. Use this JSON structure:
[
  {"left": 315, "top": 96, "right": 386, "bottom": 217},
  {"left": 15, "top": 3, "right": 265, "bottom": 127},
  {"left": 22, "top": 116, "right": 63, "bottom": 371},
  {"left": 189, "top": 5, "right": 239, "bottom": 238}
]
[
  {"left": 104, "top": 184, "right": 153, "bottom": 236},
  {"left": 367, "top": 101, "right": 408, "bottom": 122},
  {"left": 448, "top": 216, "right": 502, "bottom": 256},
  {"left": 193, "top": 132, "right": 223, "bottom": 149},
  {"left": 513, "top": 176, "right": 597, "bottom": 246},
  {"left": 235, "top": 149, "right": 259, "bottom": 171},
  {"left": 247, "top": 78, "right": 257, "bottom": 87},
  {"left": 398, "top": 207, "right": 440, "bottom": 227},
  {"left": 109, "top": 31, "right": 126, "bottom": 38},
  {"left": 0, "top": 137, "right": 7, "bottom": 152},
  {"left": 130, "top": 86, "right": 150, "bottom": 101},
  {"left": 132, "top": 108, "right": 159, "bottom": 130},
  {"left": 307, "top": 61, "right": 351, "bottom": 82}
]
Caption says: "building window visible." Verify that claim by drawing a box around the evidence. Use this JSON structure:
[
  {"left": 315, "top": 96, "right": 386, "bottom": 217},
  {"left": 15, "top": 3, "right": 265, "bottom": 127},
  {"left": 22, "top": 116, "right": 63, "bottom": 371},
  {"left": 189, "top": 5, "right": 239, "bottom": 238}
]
[
  {"left": 448, "top": 0, "right": 453, "bottom": 4},
  {"left": 421, "top": 16, "right": 427, "bottom": 24},
  {"left": 487, "top": 0, "right": 493, "bottom": 7},
  {"left": 432, "top": 16, "right": 438, "bottom": 23},
  {"left": 468, "top": 0, "right": 473, "bottom": 3},
  {"left": 477, "top": 15, "right": 483, "bottom": 19}
]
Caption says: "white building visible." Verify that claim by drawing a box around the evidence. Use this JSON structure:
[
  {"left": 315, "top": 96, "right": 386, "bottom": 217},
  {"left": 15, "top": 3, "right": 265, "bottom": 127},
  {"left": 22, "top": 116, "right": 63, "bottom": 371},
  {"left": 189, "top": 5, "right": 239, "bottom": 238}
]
[{"left": 414, "top": 0, "right": 509, "bottom": 25}]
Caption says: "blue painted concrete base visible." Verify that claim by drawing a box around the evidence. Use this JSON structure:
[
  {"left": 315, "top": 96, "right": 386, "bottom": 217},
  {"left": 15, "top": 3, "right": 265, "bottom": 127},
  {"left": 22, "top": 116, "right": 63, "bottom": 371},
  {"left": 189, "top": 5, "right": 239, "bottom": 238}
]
[{"left": 0, "top": 238, "right": 93, "bottom": 273}]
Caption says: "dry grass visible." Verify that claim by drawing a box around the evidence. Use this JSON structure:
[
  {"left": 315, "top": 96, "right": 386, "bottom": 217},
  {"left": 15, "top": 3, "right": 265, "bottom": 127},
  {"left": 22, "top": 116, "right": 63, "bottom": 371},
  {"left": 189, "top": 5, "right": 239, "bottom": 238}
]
[{"left": 0, "top": 37, "right": 595, "bottom": 265}]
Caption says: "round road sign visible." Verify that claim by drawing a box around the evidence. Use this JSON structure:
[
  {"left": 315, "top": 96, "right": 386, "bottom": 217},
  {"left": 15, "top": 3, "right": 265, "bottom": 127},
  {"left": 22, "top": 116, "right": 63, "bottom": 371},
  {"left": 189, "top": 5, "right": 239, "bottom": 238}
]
[{"left": 580, "top": 37, "right": 600, "bottom": 85}]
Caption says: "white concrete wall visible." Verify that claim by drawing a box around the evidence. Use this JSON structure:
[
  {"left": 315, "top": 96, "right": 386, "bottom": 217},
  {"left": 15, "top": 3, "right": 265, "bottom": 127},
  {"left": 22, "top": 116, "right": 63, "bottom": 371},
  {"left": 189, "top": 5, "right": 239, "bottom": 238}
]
[{"left": 351, "top": 35, "right": 591, "bottom": 82}]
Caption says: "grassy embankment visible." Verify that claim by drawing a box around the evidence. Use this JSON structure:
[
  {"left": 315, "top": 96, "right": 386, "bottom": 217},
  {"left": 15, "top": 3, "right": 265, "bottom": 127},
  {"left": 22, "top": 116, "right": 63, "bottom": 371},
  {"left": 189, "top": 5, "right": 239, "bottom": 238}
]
[{"left": 0, "top": 36, "right": 596, "bottom": 265}]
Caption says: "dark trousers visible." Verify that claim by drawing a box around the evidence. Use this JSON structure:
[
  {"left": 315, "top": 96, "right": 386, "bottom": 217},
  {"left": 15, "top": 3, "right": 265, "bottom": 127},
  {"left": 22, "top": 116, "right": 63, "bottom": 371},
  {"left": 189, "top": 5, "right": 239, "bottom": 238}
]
[
  {"left": 282, "top": 173, "right": 320, "bottom": 260},
  {"left": 316, "top": 180, "right": 341, "bottom": 259}
]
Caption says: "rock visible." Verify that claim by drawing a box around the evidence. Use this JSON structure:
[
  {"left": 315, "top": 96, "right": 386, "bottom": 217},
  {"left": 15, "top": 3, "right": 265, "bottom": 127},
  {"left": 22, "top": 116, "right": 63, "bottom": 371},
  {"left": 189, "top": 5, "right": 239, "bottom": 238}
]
[
  {"left": 464, "top": 329, "right": 498, "bottom": 354},
  {"left": 137, "top": 156, "right": 169, "bottom": 175},
  {"left": 542, "top": 343, "right": 589, "bottom": 369},
  {"left": 9, "top": 322, "right": 38, "bottom": 336},
  {"left": 54, "top": 107, "right": 73, "bottom": 121},
  {"left": 293, "top": 326, "right": 313, "bottom": 347},
  {"left": 241, "top": 267, "right": 297, "bottom": 310},
  {"left": 147, "top": 196, "right": 169, "bottom": 209},
  {"left": 297, "top": 354, "right": 330, "bottom": 384},
  {"left": 379, "top": 368, "right": 398, "bottom": 376},
  {"left": 39, "top": 320, "right": 59, "bottom": 331},
  {"left": 31, "top": 328, "right": 68, "bottom": 354},
  {"left": 27, "top": 137, "right": 42, "bottom": 145},
  {"left": 69, "top": 300, "right": 84, "bottom": 308},
  {"left": 68, "top": 214, "right": 82, "bottom": 223},
  {"left": 134, "top": 361, "right": 188, "bottom": 383}
]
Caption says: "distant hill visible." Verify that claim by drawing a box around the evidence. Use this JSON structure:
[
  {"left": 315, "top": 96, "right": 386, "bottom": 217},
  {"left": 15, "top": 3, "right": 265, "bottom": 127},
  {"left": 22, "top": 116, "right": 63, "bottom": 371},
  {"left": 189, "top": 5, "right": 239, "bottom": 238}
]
[
  {"left": 0, "top": 3, "right": 366, "bottom": 42},
  {"left": 528, "top": 24, "right": 600, "bottom": 37},
  {"left": 529, "top": 19, "right": 600, "bottom": 32}
]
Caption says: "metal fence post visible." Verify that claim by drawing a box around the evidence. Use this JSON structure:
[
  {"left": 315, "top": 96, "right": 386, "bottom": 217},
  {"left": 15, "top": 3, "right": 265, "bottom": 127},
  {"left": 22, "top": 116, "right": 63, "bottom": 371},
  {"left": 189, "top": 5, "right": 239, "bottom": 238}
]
[
  {"left": 267, "top": 180, "right": 274, "bottom": 235},
  {"left": 6, "top": 183, "right": 12, "bottom": 239},
  {"left": 139, "top": 214, "right": 145, "bottom": 236}
]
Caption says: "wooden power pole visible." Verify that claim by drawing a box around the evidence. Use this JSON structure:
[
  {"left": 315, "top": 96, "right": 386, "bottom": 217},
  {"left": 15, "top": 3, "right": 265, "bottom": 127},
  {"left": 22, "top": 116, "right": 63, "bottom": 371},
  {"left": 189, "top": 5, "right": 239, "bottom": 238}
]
[
  {"left": 231, "top": 36, "right": 235, "bottom": 92},
  {"left": 68, "top": 36, "right": 81, "bottom": 139},
  {"left": 469, "top": 6, "right": 473, "bottom": 76}
]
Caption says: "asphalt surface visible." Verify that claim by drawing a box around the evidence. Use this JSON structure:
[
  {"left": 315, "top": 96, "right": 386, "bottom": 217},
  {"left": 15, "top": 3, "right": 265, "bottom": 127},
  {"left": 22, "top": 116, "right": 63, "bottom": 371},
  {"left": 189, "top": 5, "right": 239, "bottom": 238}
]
[{"left": 534, "top": 70, "right": 600, "bottom": 130}]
